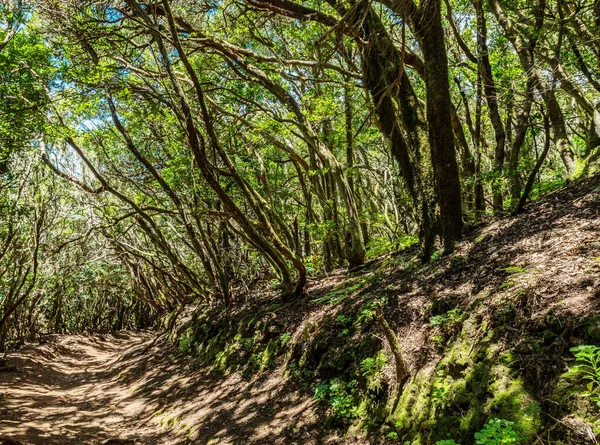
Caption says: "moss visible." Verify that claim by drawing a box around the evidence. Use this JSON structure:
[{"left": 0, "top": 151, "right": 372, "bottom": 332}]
[
  {"left": 391, "top": 366, "right": 438, "bottom": 444},
  {"left": 593, "top": 418, "right": 600, "bottom": 436},
  {"left": 186, "top": 424, "right": 199, "bottom": 439},
  {"left": 251, "top": 338, "right": 279, "bottom": 371},
  {"left": 475, "top": 234, "right": 488, "bottom": 244},
  {"left": 159, "top": 411, "right": 181, "bottom": 430},
  {"left": 390, "top": 317, "right": 541, "bottom": 445},
  {"left": 485, "top": 364, "right": 541, "bottom": 441}
]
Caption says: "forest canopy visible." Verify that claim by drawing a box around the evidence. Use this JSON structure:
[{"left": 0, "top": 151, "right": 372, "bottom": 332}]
[{"left": 0, "top": 0, "right": 599, "bottom": 349}]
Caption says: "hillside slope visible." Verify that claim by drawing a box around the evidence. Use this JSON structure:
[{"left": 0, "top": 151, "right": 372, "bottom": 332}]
[{"left": 1, "top": 175, "right": 600, "bottom": 445}]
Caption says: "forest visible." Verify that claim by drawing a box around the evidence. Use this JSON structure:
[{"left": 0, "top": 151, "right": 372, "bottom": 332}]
[{"left": 0, "top": 0, "right": 599, "bottom": 444}]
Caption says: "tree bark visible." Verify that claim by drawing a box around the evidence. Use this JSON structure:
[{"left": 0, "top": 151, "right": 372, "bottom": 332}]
[
  {"left": 414, "top": 0, "right": 463, "bottom": 251},
  {"left": 476, "top": 0, "right": 506, "bottom": 214}
]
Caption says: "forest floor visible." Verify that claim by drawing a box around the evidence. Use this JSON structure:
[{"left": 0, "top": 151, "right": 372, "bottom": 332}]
[
  {"left": 0, "top": 330, "right": 334, "bottom": 445},
  {"left": 1, "top": 174, "right": 600, "bottom": 445},
  {"left": 0, "top": 332, "right": 162, "bottom": 444}
]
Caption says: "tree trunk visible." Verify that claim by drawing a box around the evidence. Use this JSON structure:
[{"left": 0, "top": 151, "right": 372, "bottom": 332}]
[
  {"left": 415, "top": 0, "right": 463, "bottom": 251},
  {"left": 476, "top": 0, "right": 506, "bottom": 214}
]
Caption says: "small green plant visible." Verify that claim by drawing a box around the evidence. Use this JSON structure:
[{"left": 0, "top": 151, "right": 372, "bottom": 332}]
[
  {"left": 314, "top": 381, "right": 329, "bottom": 401},
  {"left": 500, "top": 281, "right": 515, "bottom": 289},
  {"left": 436, "top": 440, "right": 460, "bottom": 445},
  {"left": 431, "top": 386, "right": 447, "bottom": 408},
  {"left": 504, "top": 266, "right": 526, "bottom": 274},
  {"left": 239, "top": 337, "right": 254, "bottom": 351},
  {"left": 313, "top": 281, "right": 363, "bottom": 304},
  {"left": 279, "top": 332, "right": 292, "bottom": 346},
  {"left": 451, "top": 255, "right": 465, "bottom": 267},
  {"left": 430, "top": 308, "right": 465, "bottom": 345},
  {"left": 313, "top": 378, "right": 359, "bottom": 423},
  {"left": 336, "top": 314, "right": 353, "bottom": 325},
  {"left": 475, "top": 234, "right": 488, "bottom": 244},
  {"left": 430, "top": 308, "right": 464, "bottom": 327},
  {"left": 178, "top": 327, "right": 195, "bottom": 356},
  {"left": 474, "top": 418, "right": 519, "bottom": 445},
  {"left": 569, "top": 345, "right": 600, "bottom": 407},
  {"left": 360, "top": 350, "right": 387, "bottom": 391},
  {"left": 356, "top": 301, "right": 377, "bottom": 326},
  {"left": 365, "top": 235, "right": 418, "bottom": 258},
  {"left": 387, "top": 431, "right": 399, "bottom": 441},
  {"left": 431, "top": 334, "right": 445, "bottom": 347},
  {"left": 497, "top": 301, "right": 516, "bottom": 322},
  {"left": 430, "top": 250, "right": 441, "bottom": 262},
  {"left": 287, "top": 360, "right": 310, "bottom": 379}
]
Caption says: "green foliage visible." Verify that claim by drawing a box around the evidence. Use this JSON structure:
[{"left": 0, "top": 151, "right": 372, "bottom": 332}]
[
  {"left": 0, "top": 11, "right": 53, "bottom": 159},
  {"left": 336, "top": 315, "right": 353, "bottom": 326},
  {"left": 386, "top": 431, "right": 399, "bottom": 441},
  {"left": 366, "top": 235, "right": 419, "bottom": 259},
  {"left": 435, "top": 419, "right": 520, "bottom": 445},
  {"left": 451, "top": 256, "right": 465, "bottom": 268},
  {"left": 287, "top": 360, "right": 311, "bottom": 379},
  {"left": 356, "top": 301, "right": 378, "bottom": 326},
  {"left": 313, "top": 378, "right": 360, "bottom": 424},
  {"left": 529, "top": 177, "right": 566, "bottom": 201},
  {"left": 0, "top": 2, "right": 596, "bottom": 442},
  {"left": 178, "top": 327, "right": 195, "bottom": 356},
  {"left": 474, "top": 418, "right": 519, "bottom": 445},
  {"left": 569, "top": 345, "right": 600, "bottom": 407},
  {"left": 429, "top": 308, "right": 464, "bottom": 327},
  {"left": 431, "top": 386, "right": 448, "bottom": 408},
  {"left": 304, "top": 256, "right": 323, "bottom": 276},
  {"left": 313, "top": 281, "right": 364, "bottom": 304},
  {"left": 475, "top": 234, "right": 488, "bottom": 244},
  {"left": 360, "top": 350, "right": 387, "bottom": 391},
  {"left": 279, "top": 332, "right": 292, "bottom": 346},
  {"left": 496, "top": 301, "right": 516, "bottom": 323}
]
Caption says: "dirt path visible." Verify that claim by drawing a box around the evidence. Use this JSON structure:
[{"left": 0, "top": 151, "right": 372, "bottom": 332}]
[
  {"left": 0, "top": 332, "right": 329, "bottom": 445},
  {"left": 0, "top": 332, "right": 165, "bottom": 445}
]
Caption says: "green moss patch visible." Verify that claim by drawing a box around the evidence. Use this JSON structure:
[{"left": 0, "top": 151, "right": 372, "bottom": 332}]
[{"left": 390, "top": 317, "right": 542, "bottom": 445}]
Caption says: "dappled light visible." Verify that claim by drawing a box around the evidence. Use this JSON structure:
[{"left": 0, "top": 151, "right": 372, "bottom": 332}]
[{"left": 1, "top": 0, "right": 600, "bottom": 443}]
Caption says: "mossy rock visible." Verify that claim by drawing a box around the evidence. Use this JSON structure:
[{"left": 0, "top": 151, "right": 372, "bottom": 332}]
[
  {"left": 390, "top": 316, "right": 542, "bottom": 445},
  {"left": 485, "top": 364, "right": 541, "bottom": 441}
]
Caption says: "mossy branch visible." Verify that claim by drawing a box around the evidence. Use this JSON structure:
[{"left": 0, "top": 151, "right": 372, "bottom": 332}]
[{"left": 375, "top": 301, "right": 409, "bottom": 394}]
